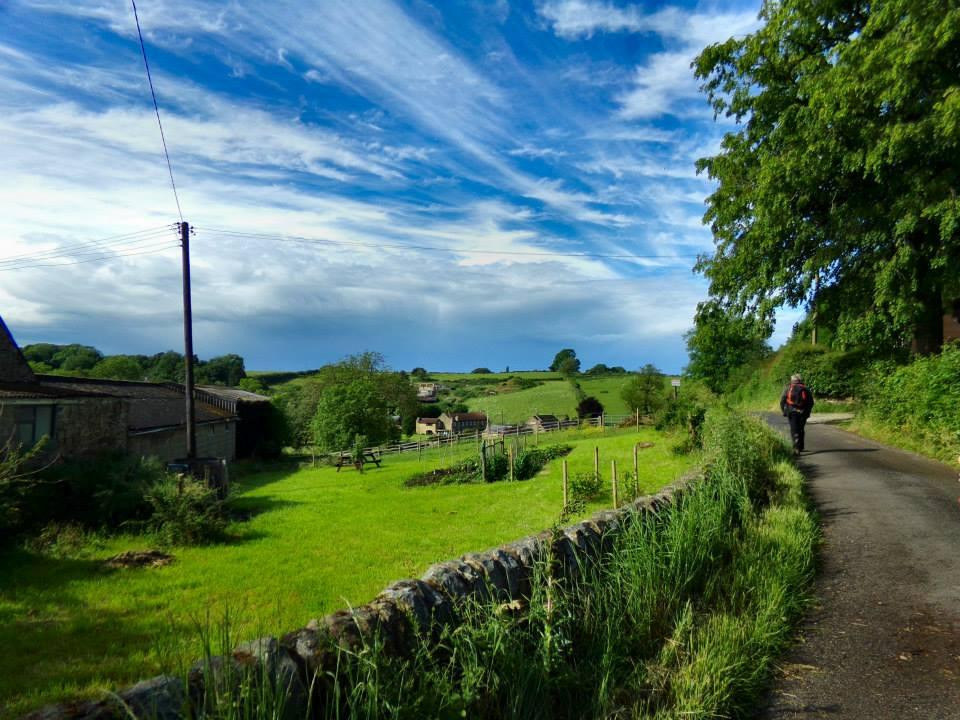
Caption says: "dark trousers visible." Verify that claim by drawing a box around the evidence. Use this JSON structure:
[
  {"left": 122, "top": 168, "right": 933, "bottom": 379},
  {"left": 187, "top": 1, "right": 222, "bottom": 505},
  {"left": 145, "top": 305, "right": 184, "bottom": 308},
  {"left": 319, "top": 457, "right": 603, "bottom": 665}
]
[{"left": 787, "top": 412, "right": 807, "bottom": 451}]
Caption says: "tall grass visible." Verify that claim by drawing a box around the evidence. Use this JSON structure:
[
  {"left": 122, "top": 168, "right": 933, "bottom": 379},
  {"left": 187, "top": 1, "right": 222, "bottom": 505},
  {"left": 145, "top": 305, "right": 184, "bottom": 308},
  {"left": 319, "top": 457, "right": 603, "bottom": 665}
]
[{"left": 189, "top": 410, "right": 817, "bottom": 719}]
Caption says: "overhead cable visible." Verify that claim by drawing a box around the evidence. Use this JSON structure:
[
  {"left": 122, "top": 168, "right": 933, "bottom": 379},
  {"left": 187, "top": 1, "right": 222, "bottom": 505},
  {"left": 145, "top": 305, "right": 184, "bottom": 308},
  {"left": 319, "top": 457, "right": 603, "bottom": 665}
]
[
  {"left": 130, "top": 0, "right": 184, "bottom": 222},
  {"left": 0, "top": 226, "right": 177, "bottom": 266},
  {"left": 0, "top": 242, "right": 182, "bottom": 272}
]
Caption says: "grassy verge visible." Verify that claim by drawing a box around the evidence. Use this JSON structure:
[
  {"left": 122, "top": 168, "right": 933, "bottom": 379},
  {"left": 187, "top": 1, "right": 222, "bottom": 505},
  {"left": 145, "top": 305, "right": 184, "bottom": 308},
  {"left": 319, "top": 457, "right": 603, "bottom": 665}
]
[
  {"left": 843, "top": 416, "right": 960, "bottom": 466},
  {"left": 0, "top": 426, "right": 688, "bottom": 717},
  {"left": 201, "top": 410, "right": 816, "bottom": 719}
]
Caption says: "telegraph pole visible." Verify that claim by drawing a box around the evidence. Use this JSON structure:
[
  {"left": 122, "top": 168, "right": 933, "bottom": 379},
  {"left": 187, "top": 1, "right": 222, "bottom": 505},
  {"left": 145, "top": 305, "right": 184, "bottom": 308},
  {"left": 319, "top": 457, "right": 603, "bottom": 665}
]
[{"left": 181, "top": 221, "right": 196, "bottom": 460}]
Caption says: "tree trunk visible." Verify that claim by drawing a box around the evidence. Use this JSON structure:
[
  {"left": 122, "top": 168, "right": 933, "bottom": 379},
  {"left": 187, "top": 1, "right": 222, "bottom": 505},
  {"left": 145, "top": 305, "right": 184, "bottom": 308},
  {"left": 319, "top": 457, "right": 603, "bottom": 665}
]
[{"left": 911, "top": 286, "right": 944, "bottom": 356}]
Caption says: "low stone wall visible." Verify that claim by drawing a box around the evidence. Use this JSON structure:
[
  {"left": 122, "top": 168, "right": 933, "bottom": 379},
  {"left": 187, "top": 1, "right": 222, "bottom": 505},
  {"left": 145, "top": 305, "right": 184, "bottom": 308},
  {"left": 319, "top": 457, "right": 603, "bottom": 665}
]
[{"left": 26, "top": 471, "right": 698, "bottom": 720}]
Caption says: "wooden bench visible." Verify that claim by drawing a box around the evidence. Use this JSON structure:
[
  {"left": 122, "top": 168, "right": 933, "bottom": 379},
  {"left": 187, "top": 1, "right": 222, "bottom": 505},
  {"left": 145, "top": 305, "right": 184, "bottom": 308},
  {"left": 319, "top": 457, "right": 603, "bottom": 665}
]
[{"left": 333, "top": 449, "right": 382, "bottom": 472}]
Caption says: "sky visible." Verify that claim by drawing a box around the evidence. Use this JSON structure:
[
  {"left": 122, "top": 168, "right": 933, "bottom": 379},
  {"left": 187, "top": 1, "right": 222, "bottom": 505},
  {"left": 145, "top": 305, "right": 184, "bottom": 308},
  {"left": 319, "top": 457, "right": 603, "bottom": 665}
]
[{"left": 0, "top": 0, "right": 799, "bottom": 373}]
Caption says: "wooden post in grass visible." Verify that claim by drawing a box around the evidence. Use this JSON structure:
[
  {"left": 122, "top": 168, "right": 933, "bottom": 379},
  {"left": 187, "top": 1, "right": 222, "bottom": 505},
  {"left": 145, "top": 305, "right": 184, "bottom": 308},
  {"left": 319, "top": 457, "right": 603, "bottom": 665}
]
[
  {"left": 562, "top": 459, "right": 569, "bottom": 511},
  {"left": 418, "top": 441, "right": 422, "bottom": 461},
  {"left": 636, "top": 408, "right": 640, "bottom": 431},
  {"left": 594, "top": 446, "right": 600, "bottom": 483},
  {"left": 611, "top": 459, "right": 618, "bottom": 508},
  {"left": 508, "top": 446, "right": 514, "bottom": 482},
  {"left": 534, "top": 423, "right": 539, "bottom": 446},
  {"left": 633, "top": 443, "right": 639, "bottom": 497},
  {"left": 600, "top": 413, "right": 605, "bottom": 431},
  {"left": 480, "top": 441, "right": 486, "bottom": 482}
]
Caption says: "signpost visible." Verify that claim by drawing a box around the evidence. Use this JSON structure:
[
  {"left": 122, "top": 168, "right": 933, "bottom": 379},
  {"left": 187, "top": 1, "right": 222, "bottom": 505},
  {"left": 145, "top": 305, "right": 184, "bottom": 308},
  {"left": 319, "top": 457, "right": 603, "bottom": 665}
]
[{"left": 671, "top": 378, "right": 681, "bottom": 400}]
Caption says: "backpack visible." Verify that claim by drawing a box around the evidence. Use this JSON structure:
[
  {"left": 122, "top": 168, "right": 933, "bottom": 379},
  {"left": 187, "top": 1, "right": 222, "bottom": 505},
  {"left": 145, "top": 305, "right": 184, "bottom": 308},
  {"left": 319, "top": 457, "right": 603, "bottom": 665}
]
[{"left": 786, "top": 383, "right": 809, "bottom": 411}]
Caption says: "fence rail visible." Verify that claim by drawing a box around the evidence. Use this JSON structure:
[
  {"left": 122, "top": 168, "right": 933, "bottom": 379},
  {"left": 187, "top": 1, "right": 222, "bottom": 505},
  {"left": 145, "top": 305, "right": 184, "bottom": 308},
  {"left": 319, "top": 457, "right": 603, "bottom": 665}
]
[{"left": 325, "top": 411, "right": 640, "bottom": 461}]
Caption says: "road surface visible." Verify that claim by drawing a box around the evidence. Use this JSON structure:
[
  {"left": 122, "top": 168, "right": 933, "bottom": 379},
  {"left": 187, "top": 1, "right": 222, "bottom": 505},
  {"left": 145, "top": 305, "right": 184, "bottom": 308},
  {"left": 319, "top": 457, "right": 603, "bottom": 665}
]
[{"left": 759, "top": 414, "right": 960, "bottom": 719}]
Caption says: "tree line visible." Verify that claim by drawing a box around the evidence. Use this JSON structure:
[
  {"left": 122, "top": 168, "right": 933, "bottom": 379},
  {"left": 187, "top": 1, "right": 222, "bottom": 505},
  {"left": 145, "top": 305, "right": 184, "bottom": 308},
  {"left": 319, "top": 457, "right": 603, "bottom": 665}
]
[{"left": 21, "top": 343, "right": 250, "bottom": 388}]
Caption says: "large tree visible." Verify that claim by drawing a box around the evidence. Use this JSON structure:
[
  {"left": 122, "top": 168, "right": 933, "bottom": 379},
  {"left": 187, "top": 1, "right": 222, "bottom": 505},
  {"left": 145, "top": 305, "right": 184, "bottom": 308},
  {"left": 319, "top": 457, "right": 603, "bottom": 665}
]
[
  {"left": 621, "top": 364, "right": 667, "bottom": 416},
  {"left": 685, "top": 301, "right": 773, "bottom": 393},
  {"left": 694, "top": 0, "right": 960, "bottom": 354},
  {"left": 550, "top": 348, "right": 581, "bottom": 375}
]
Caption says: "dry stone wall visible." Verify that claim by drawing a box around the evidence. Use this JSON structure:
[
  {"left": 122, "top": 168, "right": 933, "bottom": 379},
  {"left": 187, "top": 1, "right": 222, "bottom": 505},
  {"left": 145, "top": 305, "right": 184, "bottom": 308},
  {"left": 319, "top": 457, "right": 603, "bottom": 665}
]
[{"left": 25, "top": 471, "right": 698, "bottom": 720}]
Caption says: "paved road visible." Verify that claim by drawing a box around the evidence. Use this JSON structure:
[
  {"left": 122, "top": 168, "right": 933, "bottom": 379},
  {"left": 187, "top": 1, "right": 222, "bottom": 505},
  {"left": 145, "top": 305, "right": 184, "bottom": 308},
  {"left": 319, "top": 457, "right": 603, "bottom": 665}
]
[{"left": 758, "top": 414, "right": 960, "bottom": 719}]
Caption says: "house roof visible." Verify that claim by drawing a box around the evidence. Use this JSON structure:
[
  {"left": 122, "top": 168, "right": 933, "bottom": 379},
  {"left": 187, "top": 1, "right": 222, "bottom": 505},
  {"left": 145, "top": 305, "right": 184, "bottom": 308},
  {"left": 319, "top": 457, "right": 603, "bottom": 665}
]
[
  {"left": 0, "top": 315, "right": 37, "bottom": 384},
  {"left": 417, "top": 417, "right": 441, "bottom": 424},
  {"left": 0, "top": 381, "right": 106, "bottom": 400},
  {"left": 447, "top": 412, "right": 487, "bottom": 421},
  {"left": 36, "top": 376, "right": 237, "bottom": 431},
  {"left": 530, "top": 414, "right": 559, "bottom": 423},
  {"left": 197, "top": 385, "right": 271, "bottom": 403}
]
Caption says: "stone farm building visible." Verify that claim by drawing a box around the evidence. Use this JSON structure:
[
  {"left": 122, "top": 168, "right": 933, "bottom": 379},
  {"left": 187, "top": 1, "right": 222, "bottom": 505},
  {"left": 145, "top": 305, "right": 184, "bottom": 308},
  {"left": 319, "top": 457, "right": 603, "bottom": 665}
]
[
  {"left": 415, "top": 416, "right": 442, "bottom": 435},
  {"left": 438, "top": 411, "right": 487, "bottom": 435},
  {"left": 526, "top": 414, "right": 560, "bottom": 432},
  {"left": 0, "top": 316, "right": 243, "bottom": 462}
]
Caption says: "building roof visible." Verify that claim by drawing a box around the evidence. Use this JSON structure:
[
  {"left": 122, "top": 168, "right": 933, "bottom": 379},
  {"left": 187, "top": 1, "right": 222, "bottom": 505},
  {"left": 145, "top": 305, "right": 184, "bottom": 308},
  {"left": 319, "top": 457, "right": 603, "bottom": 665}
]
[
  {"left": 417, "top": 416, "right": 441, "bottom": 424},
  {"left": 530, "top": 414, "right": 559, "bottom": 423},
  {"left": 36, "top": 376, "right": 237, "bottom": 431},
  {"left": 197, "top": 385, "right": 271, "bottom": 403},
  {"left": 0, "top": 381, "right": 107, "bottom": 400},
  {"left": 0, "top": 315, "right": 37, "bottom": 384},
  {"left": 447, "top": 412, "right": 487, "bottom": 421}
]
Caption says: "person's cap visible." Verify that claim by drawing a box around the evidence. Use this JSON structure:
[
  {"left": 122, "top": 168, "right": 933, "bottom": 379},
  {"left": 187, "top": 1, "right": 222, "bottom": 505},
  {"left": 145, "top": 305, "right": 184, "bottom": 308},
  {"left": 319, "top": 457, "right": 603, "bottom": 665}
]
[{"left": 791, "top": 374, "right": 802, "bottom": 383}]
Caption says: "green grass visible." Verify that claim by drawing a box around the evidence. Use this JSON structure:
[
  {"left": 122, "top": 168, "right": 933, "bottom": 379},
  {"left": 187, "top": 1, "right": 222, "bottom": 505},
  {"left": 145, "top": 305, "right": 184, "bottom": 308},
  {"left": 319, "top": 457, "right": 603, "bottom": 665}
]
[
  {"left": 256, "top": 410, "right": 817, "bottom": 719},
  {"left": 0, "top": 426, "right": 690, "bottom": 717},
  {"left": 467, "top": 379, "right": 577, "bottom": 423}
]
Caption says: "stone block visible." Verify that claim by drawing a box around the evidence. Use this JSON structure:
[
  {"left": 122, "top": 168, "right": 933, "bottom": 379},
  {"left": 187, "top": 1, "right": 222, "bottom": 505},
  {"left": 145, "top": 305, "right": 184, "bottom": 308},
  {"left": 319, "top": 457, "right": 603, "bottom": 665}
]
[{"left": 461, "top": 552, "right": 510, "bottom": 600}]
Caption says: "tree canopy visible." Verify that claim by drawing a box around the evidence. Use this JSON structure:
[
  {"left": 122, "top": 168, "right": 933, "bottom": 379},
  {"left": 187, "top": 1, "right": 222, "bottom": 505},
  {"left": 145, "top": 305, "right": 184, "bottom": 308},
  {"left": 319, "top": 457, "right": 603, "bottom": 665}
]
[
  {"left": 550, "top": 348, "right": 581, "bottom": 375},
  {"left": 685, "top": 301, "right": 773, "bottom": 393},
  {"left": 694, "top": 0, "right": 960, "bottom": 353},
  {"left": 621, "top": 364, "right": 667, "bottom": 416}
]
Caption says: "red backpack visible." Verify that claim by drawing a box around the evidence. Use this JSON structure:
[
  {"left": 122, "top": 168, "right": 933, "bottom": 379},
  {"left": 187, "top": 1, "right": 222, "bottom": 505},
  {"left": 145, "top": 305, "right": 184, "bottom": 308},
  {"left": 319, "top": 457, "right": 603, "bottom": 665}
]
[{"left": 786, "top": 383, "right": 809, "bottom": 410}]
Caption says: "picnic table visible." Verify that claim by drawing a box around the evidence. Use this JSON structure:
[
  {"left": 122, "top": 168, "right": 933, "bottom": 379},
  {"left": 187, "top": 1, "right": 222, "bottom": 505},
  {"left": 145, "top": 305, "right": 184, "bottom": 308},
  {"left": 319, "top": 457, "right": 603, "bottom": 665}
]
[{"left": 333, "top": 449, "right": 382, "bottom": 471}]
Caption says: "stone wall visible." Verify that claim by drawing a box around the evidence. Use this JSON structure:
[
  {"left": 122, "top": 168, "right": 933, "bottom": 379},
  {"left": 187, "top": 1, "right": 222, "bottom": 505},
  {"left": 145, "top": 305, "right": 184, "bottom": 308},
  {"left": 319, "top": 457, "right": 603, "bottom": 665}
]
[
  {"left": 25, "top": 471, "right": 698, "bottom": 720},
  {"left": 0, "top": 399, "right": 127, "bottom": 457},
  {"left": 128, "top": 421, "right": 237, "bottom": 462}
]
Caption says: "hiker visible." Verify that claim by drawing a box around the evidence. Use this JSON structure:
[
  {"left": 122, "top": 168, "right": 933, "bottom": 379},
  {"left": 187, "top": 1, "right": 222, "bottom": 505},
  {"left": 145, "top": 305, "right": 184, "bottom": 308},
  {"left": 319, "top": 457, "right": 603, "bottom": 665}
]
[{"left": 780, "top": 374, "right": 814, "bottom": 453}]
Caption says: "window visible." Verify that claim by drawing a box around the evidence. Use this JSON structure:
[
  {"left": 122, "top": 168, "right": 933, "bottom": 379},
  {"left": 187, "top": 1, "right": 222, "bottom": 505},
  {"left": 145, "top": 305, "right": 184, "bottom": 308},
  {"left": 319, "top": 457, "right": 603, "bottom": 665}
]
[{"left": 14, "top": 405, "right": 55, "bottom": 448}]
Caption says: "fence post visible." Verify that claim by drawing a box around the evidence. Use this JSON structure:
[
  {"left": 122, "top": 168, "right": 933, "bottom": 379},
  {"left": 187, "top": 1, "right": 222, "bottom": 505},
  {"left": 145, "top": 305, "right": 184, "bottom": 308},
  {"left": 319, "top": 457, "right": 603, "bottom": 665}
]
[
  {"left": 508, "top": 446, "right": 514, "bottom": 482},
  {"left": 633, "top": 443, "right": 639, "bottom": 497},
  {"left": 636, "top": 408, "right": 640, "bottom": 431},
  {"left": 418, "top": 441, "right": 422, "bottom": 460},
  {"left": 611, "top": 459, "right": 618, "bottom": 508},
  {"left": 562, "top": 459, "right": 569, "bottom": 512},
  {"left": 480, "top": 441, "right": 486, "bottom": 482},
  {"left": 594, "top": 446, "right": 600, "bottom": 483}
]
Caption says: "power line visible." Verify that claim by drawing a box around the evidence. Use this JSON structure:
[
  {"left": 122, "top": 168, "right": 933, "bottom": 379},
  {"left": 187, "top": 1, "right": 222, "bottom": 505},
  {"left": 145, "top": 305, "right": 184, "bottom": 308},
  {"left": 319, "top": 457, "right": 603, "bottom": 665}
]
[
  {"left": 0, "top": 242, "right": 182, "bottom": 272},
  {"left": 201, "top": 227, "right": 702, "bottom": 261},
  {"left": 130, "top": 0, "right": 183, "bottom": 222},
  {"left": 0, "top": 226, "right": 176, "bottom": 266},
  {"left": 0, "top": 234, "right": 177, "bottom": 269}
]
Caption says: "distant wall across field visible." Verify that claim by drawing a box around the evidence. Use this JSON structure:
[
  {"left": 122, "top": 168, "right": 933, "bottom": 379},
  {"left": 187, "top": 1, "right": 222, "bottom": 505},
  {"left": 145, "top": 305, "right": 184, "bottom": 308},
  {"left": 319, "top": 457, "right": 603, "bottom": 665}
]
[{"left": 29, "top": 470, "right": 697, "bottom": 720}]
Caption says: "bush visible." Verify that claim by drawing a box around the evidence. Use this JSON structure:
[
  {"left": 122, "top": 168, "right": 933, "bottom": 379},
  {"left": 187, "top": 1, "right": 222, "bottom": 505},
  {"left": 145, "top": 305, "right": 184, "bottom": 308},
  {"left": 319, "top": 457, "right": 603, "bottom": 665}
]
[
  {"left": 512, "top": 445, "right": 572, "bottom": 481},
  {"left": 773, "top": 343, "right": 868, "bottom": 398},
  {"left": 570, "top": 470, "right": 602, "bottom": 503},
  {"left": 861, "top": 344, "right": 960, "bottom": 459},
  {"left": 24, "top": 522, "right": 101, "bottom": 558},
  {"left": 145, "top": 475, "right": 227, "bottom": 546}
]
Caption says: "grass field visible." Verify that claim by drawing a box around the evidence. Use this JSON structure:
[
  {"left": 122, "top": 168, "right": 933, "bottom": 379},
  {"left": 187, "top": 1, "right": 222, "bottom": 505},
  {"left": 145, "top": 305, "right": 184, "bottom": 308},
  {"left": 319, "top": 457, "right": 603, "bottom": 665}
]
[
  {"left": 0, "top": 426, "right": 691, "bottom": 717},
  {"left": 466, "top": 376, "right": 637, "bottom": 423}
]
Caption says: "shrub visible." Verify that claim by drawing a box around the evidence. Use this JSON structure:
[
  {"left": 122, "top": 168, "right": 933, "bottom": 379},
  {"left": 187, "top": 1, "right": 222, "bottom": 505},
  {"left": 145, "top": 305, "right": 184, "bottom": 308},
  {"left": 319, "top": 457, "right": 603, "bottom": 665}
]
[
  {"left": 570, "top": 470, "right": 602, "bottom": 503},
  {"left": 862, "top": 344, "right": 960, "bottom": 459},
  {"left": 145, "top": 475, "right": 227, "bottom": 546},
  {"left": 24, "top": 522, "right": 101, "bottom": 558}
]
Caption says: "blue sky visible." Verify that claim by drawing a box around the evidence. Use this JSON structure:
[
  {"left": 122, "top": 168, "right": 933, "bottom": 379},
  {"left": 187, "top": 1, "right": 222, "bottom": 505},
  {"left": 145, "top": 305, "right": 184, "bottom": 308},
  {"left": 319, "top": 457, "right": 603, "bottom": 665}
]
[{"left": 0, "top": 0, "right": 796, "bottom": 373}]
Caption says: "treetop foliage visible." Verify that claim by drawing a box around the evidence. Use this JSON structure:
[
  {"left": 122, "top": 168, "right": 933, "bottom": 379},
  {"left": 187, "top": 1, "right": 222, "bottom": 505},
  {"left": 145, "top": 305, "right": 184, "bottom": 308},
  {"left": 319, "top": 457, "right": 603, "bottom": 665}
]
[
  {"left": 21, "top": 343, "right": 246, "bottom": 386},
  {"left": 695, "top": 0, "right": 960, "bottom": 353},
  {"left": 550, "top": 348, "right": 581, "bottom": 375}
]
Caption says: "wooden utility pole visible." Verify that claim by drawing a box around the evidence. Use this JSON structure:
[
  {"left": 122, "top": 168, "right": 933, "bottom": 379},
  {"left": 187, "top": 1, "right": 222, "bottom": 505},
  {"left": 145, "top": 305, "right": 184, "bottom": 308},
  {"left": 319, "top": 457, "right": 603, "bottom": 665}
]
[{"left": 180, "top": 220, "right": 196, "bottom": 461}]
